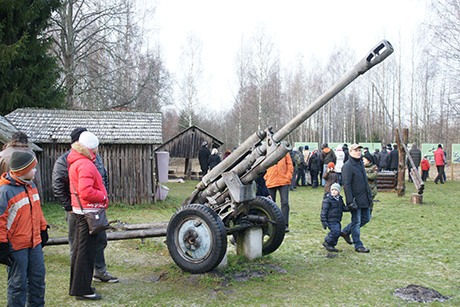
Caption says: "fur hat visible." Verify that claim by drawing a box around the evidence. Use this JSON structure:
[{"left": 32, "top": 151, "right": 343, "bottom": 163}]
[
  {"left": 331, "top": 183, "right": 341, "bottom": 193},
  {"left": 71, "top": 127, "right": 87, "bottom": 144},
  {"left": 79, "top": 131, "right": 99, "bottom": 149},
  {"left": 10, "top": 151, "right": 37, "bottom": 176}
]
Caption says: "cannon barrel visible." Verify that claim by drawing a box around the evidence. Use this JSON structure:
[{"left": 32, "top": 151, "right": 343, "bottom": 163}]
[{"left": 185, "top": 40, "right": 394, "bottom": 206}]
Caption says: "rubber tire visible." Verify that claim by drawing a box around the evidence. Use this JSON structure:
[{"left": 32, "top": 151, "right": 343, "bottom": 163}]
[
  {"left": 242, "top": 196, "right": 285, "bottom": 255},
  {"left": 167, "top": 204, "right": 227, "bottom": 274}
]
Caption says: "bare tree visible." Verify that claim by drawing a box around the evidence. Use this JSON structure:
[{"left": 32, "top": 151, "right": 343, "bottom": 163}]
[
  {"left": 50, "top": 0, "right": 171, "bottom": 110},
  {"left": 177, "top": 33, "right": 203, "bottom": 128}
]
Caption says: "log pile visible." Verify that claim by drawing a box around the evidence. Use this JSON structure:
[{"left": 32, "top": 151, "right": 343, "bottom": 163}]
[{"left": 377, "top": 171, "right": 398, "bottom": 191}]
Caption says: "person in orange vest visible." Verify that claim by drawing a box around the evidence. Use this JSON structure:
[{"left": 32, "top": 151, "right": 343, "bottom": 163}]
[{"left": 264, "top": 153, "right": 294, "bottom": 232}]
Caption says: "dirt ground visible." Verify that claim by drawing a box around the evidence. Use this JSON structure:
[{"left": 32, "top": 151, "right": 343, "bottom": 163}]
[{"left": 393, "top": 284, "right": 450, "bottom": 303}]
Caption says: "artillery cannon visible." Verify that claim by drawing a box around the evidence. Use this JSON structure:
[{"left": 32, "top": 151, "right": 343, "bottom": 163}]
[{"left": 166, "top": 40, "right": 394, "bottom": 273}]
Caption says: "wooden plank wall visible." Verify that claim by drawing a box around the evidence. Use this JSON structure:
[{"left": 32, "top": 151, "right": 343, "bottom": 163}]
[{"left": 36, "top": 143, "right": 156, "bottom": 205}]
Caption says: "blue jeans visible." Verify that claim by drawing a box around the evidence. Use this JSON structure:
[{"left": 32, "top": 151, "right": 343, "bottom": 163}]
[
  {"left": 268, "top": 185, "right": 290, "bottom": 228},
  {"left": 342, "top": 208, "right": 371, "bottom": 249},
  {"left": 322, "top": 164, "right": 327, "bottom": 186},
  {"left": 7, "top": 245, "right": 46, "bottom": 307},
  {"left": 325, "top": 222, "right": 341, "bottom": 247}
]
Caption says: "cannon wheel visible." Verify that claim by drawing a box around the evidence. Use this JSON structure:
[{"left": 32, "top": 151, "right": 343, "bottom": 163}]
[
  {"left": 240, "top": 196, "right": 285, "bottom": 255},
  {"left": 166, "top": 204, "right": 227, "bottom": 274}
]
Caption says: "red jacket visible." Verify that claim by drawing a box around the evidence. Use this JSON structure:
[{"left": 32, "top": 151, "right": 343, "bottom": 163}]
[
  {"left": 0, "top": 172, "right": 47, "bottom": 250},
  {"left": 434, "top": 148, "right": 445, "bottom": 166},
  {"left": 421, "top": 159, "right": 430, "bottom": 171},
  {"left": 264, "top": 153, "right": 294, "bottom": 189},
  {"left": 68, "top": 143, "right": 108, "bottom": 211}
]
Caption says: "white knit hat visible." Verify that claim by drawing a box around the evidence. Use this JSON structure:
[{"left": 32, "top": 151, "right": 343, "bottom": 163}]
[{"left": 79, "top": 131, "right": 99, "bottom": 149}]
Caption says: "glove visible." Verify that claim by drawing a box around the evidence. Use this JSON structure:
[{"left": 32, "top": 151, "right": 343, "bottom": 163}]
[
  {"left": 0, "top": 242, "right": 13, "bottom": 266},
  {"left": 41, "top": 225, "right": 50, "bottom": 247},
  {"left": 322, "top": 222, "right": 328, "bottom": 230},
  {"left": 348, "top": 202, "right": 358, "bottom": 211}
]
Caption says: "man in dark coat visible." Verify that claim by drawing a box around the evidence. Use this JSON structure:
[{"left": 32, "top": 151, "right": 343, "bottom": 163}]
[
  {"left": 407, "top": 142, "right": 422, "bottom": 182},
  {"left": 340, "top": 144, "right": 373, "bottom": 253},
  {"left": 389, "top": 144, "right": 399, "bottom": 171},
  {"left": 378, "top": 145, "right": 390, "bottom": 171},
  {"left": 307, "top": 150, "right": 321, "bottom": 189},
  {"left": 198, "top": 141, "right": 211, "bottom": 176}
]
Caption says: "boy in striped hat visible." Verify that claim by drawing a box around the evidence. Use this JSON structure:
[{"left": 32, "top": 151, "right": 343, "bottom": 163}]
[{"left": 0, "top": 151, "right": 48, "bottom": 306}]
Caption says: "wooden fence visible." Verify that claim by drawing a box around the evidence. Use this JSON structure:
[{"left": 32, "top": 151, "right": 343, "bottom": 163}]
[{"left": 37, "top": 143, "right": 156, "bottom": 205}]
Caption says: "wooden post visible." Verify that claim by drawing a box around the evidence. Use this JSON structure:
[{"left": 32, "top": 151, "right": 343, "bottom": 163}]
[
  {"left": 396, "top": 128, "right": 407, "bottom": 197},
  {"left": 451, "top": 160, "right": 454, "bottom": 181},
  {"left": 184, "top": 158, "right": 192, "bottom": 180}
]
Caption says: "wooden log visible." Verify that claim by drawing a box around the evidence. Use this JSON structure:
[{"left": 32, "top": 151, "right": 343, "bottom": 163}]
[
  {"left": 47, "top": 228, "right": 167, "bottom": 246},
  {"left": 410, "top": 193, "right": 423, "bottom": 205}
]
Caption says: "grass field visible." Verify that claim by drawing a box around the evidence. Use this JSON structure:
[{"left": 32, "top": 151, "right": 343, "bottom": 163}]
[{"left": 1, "top": 180, "right": 459, "bottom": 306}]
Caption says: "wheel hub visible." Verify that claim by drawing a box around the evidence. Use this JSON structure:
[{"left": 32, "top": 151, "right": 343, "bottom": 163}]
[{"left": 183, "top": 229, "right": 200, "bottom": 250}]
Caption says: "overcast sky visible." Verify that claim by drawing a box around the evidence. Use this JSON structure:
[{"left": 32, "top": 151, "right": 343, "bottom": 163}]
[{"left": 148, "top": 0, "right": 428, "bottom": 111}]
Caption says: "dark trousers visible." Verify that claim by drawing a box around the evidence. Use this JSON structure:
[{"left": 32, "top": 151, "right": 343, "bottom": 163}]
[
  {"left": 296, "top": 168, "right": 306, "bottom": 186},
  {"left": 69, "top": 214, "right": 98, "bottom": 296},
  {"left": 325, "top": 221, "right": 341, "bottom": 247},
  {"left": 435, "top": 165, "right": 445, "bottom": 183},
  {"left": 422, "top": 170, "right": 429, "bottom": 181},
  {"left": 290, "top": 169, "right": 297, "bottom": 190},
  {"left": 268, "top": 185, "right": 290, "bottom": 228},
  {"left": 310, "top": 170, "right": 319, "bottom": 188},
  {"left": 67, "top": 211, "right": 108, "bottom": 275},
  {"left": 8, "top": 245, "right": 45, "bottom": 307}
]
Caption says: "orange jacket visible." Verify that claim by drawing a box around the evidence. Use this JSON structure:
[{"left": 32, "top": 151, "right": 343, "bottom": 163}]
[
  {"left": 264, "top": 153, "right": 294, "bottom": 189},
  {"left": 0, "top": 172, "right": 47, "bottom": 250}
]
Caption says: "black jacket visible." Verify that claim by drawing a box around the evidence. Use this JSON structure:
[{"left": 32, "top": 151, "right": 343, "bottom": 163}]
[
  {"left": 389, "top": 149, "right": 399, "bottom": 170},
  {"left": 342, "top": 156, "right": 373, "bottom": 209},
  {"left": 378, "top": 150, "right": 390, "bottom": 170},
  {"left": 320, "top": 193, "right": 348, "bottom": 224},
  {"left": 198, "top": 146, "right": 211, "bottom": 170},
  {"left": 308, "top": 152, "right": 321, "bottom": 172},
  {"left": 52, "top": 149, "right": 109, "bottom": 211},
  {"left": 408, "top": 147, "right": 422, "bottom": 167},
  {"left": 208, "top": 154, "right": 221, "bottom": 170}
]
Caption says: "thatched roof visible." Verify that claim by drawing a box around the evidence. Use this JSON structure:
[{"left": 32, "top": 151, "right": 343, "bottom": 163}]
[
  {"left": 0, "top": 115, "right": 42, "bottom": 151},
  {"left": 6, "top": 108, "right": 162, "bottom": 145}
]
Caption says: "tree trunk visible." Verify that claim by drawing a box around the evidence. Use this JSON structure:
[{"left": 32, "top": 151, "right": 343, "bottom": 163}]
[{"left": 396, "top": 128, "right": 408, "bottom": 197}]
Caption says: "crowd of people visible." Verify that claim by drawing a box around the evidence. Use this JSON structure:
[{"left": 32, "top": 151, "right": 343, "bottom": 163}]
[{"left": 0, "top": 134, "right": 450, "bottom": 305}]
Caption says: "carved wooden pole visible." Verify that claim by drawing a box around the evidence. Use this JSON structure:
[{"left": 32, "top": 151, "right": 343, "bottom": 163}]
[{"left": 396, "top": 128, "right": 408, "bottom": 197}]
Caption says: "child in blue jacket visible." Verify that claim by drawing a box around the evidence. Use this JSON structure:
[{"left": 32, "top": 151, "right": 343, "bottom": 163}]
[{"left": 320, "top": 183, "right": 349, "bottom": 252}]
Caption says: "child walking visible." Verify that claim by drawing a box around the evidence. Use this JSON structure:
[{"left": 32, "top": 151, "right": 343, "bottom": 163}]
[
  {"left": 320, "top": 183, "right": 348, "bottom": 252},
  {"left": 0, "top": 151, "right": 48, "bottom": 306}
]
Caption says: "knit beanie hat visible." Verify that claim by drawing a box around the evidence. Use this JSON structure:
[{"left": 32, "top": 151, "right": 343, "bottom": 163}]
[
  {"left": 327, "top": 162, "right": 335, "bottom": 169},
  {"left": 331, "top": 183, "right": 341, "bottom": 193},
  {"left": 71, "top": 127, "right": 87, "bottom": 144},
  {"left": 10, "top": 151, "right": 37, "bottom": 176},
  {"left": 79, "top": 131, "right": 99, "bottom": 149}
]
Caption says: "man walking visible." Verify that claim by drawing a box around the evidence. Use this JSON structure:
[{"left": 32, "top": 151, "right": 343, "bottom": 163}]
[
  {"left": 198, "top": 141, "right": 211, "bottom": 176},
  {"left": 434, "top": 144, "right": 446, "bottom": 184},
  {"left": 340, "top": 144, "right": 373, "bottom": 253}
]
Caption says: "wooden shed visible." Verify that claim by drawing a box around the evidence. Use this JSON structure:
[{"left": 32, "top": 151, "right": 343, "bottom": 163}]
[
  {"left": 155, "top": 125, "right": 223, "bottom": 179},
  {"left": 6, "top": 108, "right": 162, "bottom": 205}
]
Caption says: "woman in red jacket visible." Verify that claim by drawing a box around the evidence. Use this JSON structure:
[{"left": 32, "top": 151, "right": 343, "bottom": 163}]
[
  {"left": 68, "top": 131, "right": 108, "bottom": 301},
  {"left": 434, "top": 144, "right": 446, "bottom": 184}
]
